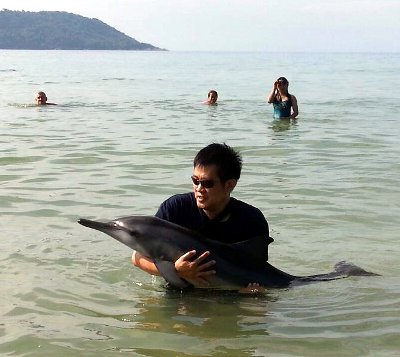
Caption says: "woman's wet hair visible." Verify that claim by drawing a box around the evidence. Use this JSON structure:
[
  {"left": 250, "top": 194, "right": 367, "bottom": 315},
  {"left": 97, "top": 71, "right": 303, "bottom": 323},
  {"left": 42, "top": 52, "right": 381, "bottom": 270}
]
[
  {"left": 208, "top": 90, "right": 218, "bottom": 98},
  {"left": 277, "top": 77, "right": 288, "bottom": 84}
]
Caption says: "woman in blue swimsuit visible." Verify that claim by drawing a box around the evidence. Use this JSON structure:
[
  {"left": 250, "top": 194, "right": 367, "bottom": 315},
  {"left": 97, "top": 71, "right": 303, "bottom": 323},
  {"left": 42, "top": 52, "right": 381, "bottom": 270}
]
[{"left": 267, "top": 77, "right": 298, "bottom": 119}]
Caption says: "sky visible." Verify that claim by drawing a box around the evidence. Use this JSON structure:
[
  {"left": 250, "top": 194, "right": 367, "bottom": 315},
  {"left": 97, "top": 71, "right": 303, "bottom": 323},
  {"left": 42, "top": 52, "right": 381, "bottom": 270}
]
[{"left": 1, "top": 0, "right": 399, "bottom": 52}]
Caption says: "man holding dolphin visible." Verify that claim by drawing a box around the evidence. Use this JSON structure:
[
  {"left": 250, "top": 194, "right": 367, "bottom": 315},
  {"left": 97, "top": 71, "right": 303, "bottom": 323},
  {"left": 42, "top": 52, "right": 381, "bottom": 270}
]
[{"left": 131, "top": 143, "right": 273, "bottom": 290}]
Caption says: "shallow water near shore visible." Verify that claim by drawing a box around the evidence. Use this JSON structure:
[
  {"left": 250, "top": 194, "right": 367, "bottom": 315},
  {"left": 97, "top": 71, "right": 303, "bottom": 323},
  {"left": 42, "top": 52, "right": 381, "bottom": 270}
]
[{"left": 1, "top": 50, "right": 399, "bottom": 356}]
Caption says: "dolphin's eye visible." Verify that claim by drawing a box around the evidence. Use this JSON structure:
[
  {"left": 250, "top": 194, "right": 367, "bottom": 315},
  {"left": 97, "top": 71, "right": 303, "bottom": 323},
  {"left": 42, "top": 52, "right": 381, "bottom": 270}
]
[{"left": 114, "top": 221, "right": 136, "bottom": 235}]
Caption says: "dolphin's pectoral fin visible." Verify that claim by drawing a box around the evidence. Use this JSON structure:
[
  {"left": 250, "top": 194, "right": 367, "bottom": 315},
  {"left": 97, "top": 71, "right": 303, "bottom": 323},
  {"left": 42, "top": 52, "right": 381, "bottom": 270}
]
[{"left": 155, "top": 260, "right": 192, "bottom": 289}]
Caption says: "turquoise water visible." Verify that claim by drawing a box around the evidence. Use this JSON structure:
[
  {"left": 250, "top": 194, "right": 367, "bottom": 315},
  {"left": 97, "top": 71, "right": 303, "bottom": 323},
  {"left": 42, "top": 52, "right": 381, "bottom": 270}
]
[{"left": 1, "top": 51, "right": 399, "bottom": 356}]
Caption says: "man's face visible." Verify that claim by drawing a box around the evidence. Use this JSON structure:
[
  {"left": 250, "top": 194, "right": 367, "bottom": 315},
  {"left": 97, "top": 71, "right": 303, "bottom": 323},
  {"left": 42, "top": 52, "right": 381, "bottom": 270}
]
[
  {"left": 36, "top": 93, "right": 47, "bottom": 105},
  {"left": 192, "top": 164, "right": 235, "bottom": 218}
]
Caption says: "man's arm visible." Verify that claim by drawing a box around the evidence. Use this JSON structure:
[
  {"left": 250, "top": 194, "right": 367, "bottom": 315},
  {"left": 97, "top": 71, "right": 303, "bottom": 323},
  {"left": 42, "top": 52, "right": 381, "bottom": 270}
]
[
  {"left": 131, "top": 251, "right": 160, "bottom": 275},
  {"left": 132, "top": 250, "right": 216, "bottom": 286},
  {"left": 290, "top": 95, "right": 299, "bottom": 119}
]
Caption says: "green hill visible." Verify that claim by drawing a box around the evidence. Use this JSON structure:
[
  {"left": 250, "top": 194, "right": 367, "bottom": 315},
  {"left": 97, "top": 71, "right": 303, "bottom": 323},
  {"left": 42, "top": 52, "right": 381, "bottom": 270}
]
[{"left": 0, "top": 9, "right": 165, "bottom": 50}]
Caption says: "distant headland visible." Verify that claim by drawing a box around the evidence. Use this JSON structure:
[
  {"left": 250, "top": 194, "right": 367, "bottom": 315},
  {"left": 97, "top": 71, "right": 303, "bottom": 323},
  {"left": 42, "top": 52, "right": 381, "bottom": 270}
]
[{"left": 0, "top": 9, "right": 165, "bottom": 51}]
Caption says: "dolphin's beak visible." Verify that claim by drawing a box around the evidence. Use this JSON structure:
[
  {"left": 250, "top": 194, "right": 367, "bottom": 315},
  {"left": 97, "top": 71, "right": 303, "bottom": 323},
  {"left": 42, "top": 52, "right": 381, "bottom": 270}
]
[{"left": 78, "top": 218, "right": 112, "bottom": 231}]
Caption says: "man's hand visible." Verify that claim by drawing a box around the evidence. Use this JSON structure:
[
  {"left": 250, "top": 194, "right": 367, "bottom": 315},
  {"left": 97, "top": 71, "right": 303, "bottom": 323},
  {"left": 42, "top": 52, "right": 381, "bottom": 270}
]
[
  {"left": 239, "top": 283, "right": 265, "bottom": 294},
  {"left": 174, "top": 250, "right": 216, "bottom": 286}
]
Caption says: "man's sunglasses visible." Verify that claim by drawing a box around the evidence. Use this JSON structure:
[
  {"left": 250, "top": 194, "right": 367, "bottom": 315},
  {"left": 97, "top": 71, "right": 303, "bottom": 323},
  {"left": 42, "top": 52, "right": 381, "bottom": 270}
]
[{"left": 191, "top": 175, "right": 215, "bottom": 188}]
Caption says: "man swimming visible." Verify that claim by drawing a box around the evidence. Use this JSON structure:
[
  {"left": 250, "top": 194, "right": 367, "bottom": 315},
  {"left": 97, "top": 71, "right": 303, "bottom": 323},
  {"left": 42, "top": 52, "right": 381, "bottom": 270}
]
[{"left": 35, "top": 91, "right": 57, "bottom": 105}]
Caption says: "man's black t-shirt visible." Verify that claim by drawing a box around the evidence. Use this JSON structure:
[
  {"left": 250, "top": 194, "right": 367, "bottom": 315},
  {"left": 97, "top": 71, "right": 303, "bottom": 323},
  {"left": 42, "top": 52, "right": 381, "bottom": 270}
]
[{"left": 155, "top": 192, "right": 273, "bottom": 259}]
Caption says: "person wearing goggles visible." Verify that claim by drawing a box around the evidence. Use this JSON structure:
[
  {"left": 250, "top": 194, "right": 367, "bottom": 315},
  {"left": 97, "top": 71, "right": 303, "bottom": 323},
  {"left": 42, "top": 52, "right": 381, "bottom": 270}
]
[{"left": 132, "top": 143, "right": 273, "bottom": 292}]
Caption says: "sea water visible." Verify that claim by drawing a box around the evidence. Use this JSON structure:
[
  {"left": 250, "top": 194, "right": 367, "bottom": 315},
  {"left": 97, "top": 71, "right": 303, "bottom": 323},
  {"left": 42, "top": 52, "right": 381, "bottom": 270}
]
[{"left": 0, "top": 50, "right": 399, "bottom": 356}]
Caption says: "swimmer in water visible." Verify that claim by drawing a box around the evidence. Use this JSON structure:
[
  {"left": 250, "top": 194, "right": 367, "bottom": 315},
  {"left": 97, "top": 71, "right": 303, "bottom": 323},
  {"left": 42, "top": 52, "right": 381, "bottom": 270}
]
[
  {"left": 203, "top": 90, "right": 218, "bottom": 105},
  {"left": 35, "top": 91, "right": 57, "bottom": 105},
  {"left": 267, "top": 77, "right": 298, "bottom": 119}
]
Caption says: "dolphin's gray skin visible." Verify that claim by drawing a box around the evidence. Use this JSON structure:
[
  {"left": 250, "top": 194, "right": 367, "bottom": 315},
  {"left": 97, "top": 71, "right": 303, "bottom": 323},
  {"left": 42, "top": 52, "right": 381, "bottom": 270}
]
[{"left": 78, "top": 215, "right": 378, "bottom": 290}]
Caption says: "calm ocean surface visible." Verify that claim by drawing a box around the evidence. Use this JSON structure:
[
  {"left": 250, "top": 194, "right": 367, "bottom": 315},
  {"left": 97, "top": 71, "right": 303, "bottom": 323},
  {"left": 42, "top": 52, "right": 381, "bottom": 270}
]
[{"left": 1, "top": 51, "right": 399, "bottom": 356}]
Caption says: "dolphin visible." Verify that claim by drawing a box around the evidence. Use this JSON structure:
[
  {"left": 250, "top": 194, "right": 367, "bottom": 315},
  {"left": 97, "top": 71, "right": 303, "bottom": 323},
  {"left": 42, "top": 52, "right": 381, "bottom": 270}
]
[{"left": 78, "top": 215, "right": 378, "bottom": 290}]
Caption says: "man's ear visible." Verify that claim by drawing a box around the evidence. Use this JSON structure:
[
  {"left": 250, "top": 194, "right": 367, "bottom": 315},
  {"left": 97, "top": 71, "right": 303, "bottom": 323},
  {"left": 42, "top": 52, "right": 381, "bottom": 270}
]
[{"left": 225, "top": 179, "right": 237, "bottom": 193}]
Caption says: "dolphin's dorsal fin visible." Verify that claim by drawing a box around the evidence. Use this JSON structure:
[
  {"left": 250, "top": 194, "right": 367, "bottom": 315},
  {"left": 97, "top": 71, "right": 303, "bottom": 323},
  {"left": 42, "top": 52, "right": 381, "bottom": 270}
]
[{"left": 154, "top": 260, "right": 192, "bottom": 289}]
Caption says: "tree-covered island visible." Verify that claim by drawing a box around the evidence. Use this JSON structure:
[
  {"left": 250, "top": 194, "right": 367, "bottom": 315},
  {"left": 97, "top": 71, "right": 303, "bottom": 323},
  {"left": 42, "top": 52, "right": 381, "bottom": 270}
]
[{"left": 0, "top": 9, "right": 165, "bottom": 50}]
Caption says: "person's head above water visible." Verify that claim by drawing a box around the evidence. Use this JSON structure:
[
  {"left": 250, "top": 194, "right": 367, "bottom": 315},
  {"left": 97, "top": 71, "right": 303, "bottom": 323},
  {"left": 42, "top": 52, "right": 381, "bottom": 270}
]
[
  {"left": 207, "top": 90, "right": 218, "bottom": 105},
  {"left": 276, "top": 77, "right": 289, "bottom": 92},
  {"left": 35, "top": 91, "right": 48, "bottom": 105},
  {"left": 35, "top": 91, "right": 57, "bottom": 105}
]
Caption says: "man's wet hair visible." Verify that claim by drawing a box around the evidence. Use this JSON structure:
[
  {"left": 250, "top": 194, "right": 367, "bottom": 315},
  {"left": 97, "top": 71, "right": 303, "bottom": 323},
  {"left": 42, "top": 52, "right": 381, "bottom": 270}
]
[{"left": 193, "top": 143, "right": 242, "bottom": 182}]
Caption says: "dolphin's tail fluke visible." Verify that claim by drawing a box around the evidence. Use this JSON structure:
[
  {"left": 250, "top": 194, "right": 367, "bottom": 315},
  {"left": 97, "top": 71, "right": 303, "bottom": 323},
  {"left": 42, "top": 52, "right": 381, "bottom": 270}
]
[
  {"left": 333, "top": 261, "right": 380, "bottom": 277},
  {"left": 291, "top": 261, "right": 380, "bottom": 286}
]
